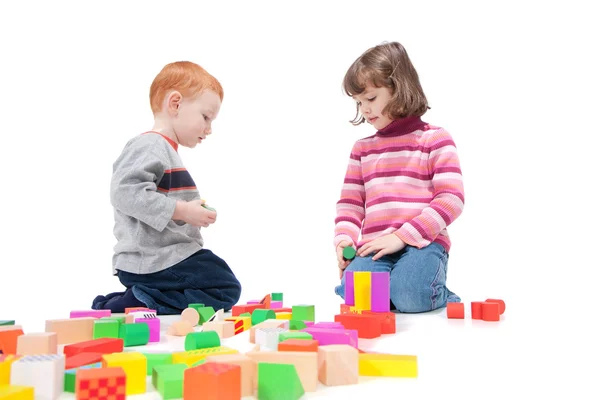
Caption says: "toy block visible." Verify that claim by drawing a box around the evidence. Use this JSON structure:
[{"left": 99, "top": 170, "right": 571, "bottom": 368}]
[
  {"left": 239, "top": 312, "right": 251, "bottom": 317},
  {"left": 259, "top": 294, "right": 272, "bottom": 309},
  {"left": 0, "top": 385, "right": 34, "bottom": 399},
  {"left": 100, "top": 315, "right": 125, "bottom": 324},
  {"left": 271, "top": 307, "right": 293, "bottom": 313},
  {"left": 256, "top": 327, "right": 287, "bottom": 351},
  {"left": 196, "top": 306, "right": 216, "bottom": 324},
  {"left": 279, "top": 332, "right": 312, "bottom": 342},
  {"left": 119, "top": 323, "right": 149, "bottom": 346},
  {"left": 361, "top": 310, "right": 396, "bottom": 334},
  {"left": 124, "top": 314, "right": 135, "bottom": 324},
  {"left": 318, "top": 344, "right": 359, "bottom": 386},
  {"left": 16, "top": 332, "right": 57, "bottom": 355},
  {"left": 345, "top": 271, "right": 355, "bottom": 306},
  {"left": 246, "top": 351, "right": 318, "bottom": 392},
  {"left": 370, "top": 271, "right": 390, "bottom": 312},
  {"left": 314, "top": 322, "right": 344, "bottom": 329},
  {"left": 342, "top": 246, "right": 356, "bottom": 261},
  {"left": 180, "top": 307, "right": 200, "bottom": 326},
  {"left": 257, "top": 362, "right": 304, "bottom": 400},
  {"left": 291, "top": 305, "right": 315, "bottom": 322},
  {"left": 75, "top": 366, "right": 126, "bottom": 400},
  {"left": 247, "top": 300, "right": 260, "bottom": 304},
  {"left": 303, "top": 321, "right": 315, "bottom": 327},
  {"left": 340, "top": 304, "right": 364, "bottom": 314},
  {"left": 471, "top": 302, "right": 483, "bottom": 319},
  {"left": 276, "top": 312, "right": 292, "bottom": 320},
  {"left": 101, "top": 351, "right": 146, "bottom": 395},
  {"left": 0, "top": 327, "right": 24, "bottom": 355},
  {"left": 270, "top": 301, "right": 283, "bottom": 309},
  {"left": 124, "top": 307, "right": 152, "bottom": 314},
  {"left": 278, "top": 339, "right": 319, "bottom": 352},
  {"left": 10, "top": 354, "right": 65, "bottom": 400},
  {"left": 301, "top": 327, "right": 359, "bottom": 348},
  {"left": 129, "top": 311, "right": 158, "bottom": 322},
  {"left": 152, "top": 363, "right": 186, "bottom": 399},
  {"left": 0, "top": 321, "right": 15, "bottom": 326},
  {"left": 135, "top": 318, "right": 160, "bottom": 342},
  {"left": 45, "top": 317, "right": 94, "bottom": 345},
  {"left": 166, "top": 320, "right": 194, "bottom": 336},
  {"left": 447, "top": 302, "right": 465, "bottom": 319},
  {"left": 184, "top": 331, "right": 220, "bottom": 351},
  {"left": 223, "top": 318, "right": 245, "bottom": 335},
  {"left": 271, "top": 292, "right": 283, "bottom": 301},
  {"left": 0, "top": 355, "right": 20, "bottom": 385},
  {"left": 202, "top": 321, "right": 235, "bottom": 339},
  {"left": 232, "top": 303, "right": 265, "bottom": 316},
  {"left": 251, "top": 308, "right": 276, "bottom": 326},
  {"left": 183, "top": 362, "right": 241, "bottom": 400},
  {"left": 93, "top": 319, "right": 120, "bottom": 339},
  {"left": 204, "top": 354, "right": 254, "bottom": 397},
  {"left": 63, "top": 362, "right": 101, "bottom": 393},
  {"left": 288, "top": 320, "right": 306, "bottom": 330},
  {"left": 143, "top": 352, "right": 172, "bottom": 375},
  {"left": 172, "top": 346, "right": 238, "bottom": 366},
  {"left": 358, "top": 353, "right": 418, "bottom": 377},
  {"left": 334, "top": 313, "right": 382, "bottom": 338},
  {"left": 69, "top": 310, "right": 111, "bottom": 319},
  {"left": 354, "top": 272, "right": 371, "bottom": 310},
  {"left": 249, "top": 320, "right": 287, "bottom": 344},
  {"left": 65, "top": 352, "right": 103, "bottom": 370},
  {"left": 482, "top": 302, "right": 500, "bottom": 321},
  {"left": 63, "top": 337, "right": 124, "bottom": 357},
  {"left": 485, "top": 298, "right": 506, "bottom": 314},
  {"left": 207, "top": 308, "right": 225, "bottom": 322}
]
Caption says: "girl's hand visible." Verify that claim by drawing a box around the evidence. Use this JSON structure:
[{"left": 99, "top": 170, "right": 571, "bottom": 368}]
[
  {"left": 336, "top": 241, "right": 353, "bottom": 278},
  {"left": 358, "top": 234, "right": 406, "bottom": 260}
]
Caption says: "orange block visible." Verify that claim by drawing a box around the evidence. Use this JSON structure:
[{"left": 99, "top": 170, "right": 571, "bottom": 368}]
[
  {"left": 485, "top": 299, "right": 506, "bottom": 315},
  {"left": 231, "top": 304, "right": 265, "bottom": 316},
  {"left": 471, "top": 302, "right": 483, "bottom": 319},
  {"left": 75, "top": 366, "right": 126, "bottom": 400},
  {"left": 259, "top": 294, "right": 271, "bottom": 309},
  {"left": 278, "top": 339, "right": 319, "bottom": 352},
  {"left": 334, "top": 314, "right": 381, "bottom": 339},
  {"left": 65, "top": 352, "right": 104, "bottom": 370},
  {"left": 361, "top": 311, "right": 396, "bottom": 334},
  {"left": 0, "top": 328, "right": 24, "bottom": 355},
  {"left": 446, "top": 303, "right": 465, "bottom": 319},
  {"left": 184, "top": 362, "right": 241, "bottom": 400},
  {"left": 482, "top": 302, "right": 500, "bottom": 321}
]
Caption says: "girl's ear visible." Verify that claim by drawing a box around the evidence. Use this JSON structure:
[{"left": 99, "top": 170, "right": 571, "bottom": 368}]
[{"left": 166, "top": 91, "right": 182, "bottom": 116}]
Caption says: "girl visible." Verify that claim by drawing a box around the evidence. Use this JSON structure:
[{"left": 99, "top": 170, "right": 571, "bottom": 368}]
[{"left": 334, "top": 42, "right": 464, "bottom": 313}]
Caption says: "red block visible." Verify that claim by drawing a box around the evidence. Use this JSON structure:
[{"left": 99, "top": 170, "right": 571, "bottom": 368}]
[
  {"left": 482, "top": 302, "right": 500, "bottom": 321},
  {"left": 334, "top": 314, "right": 381, "bottom": 339},
  {"left": 361, "top": 310, "right": 396, "bottom": 334},
  {"left": 231, "top": 304, "right": 265, "bottom": 316},
  {"left": 184, "top": 362, "right": 241, "bottom": 400},
  {"left": 270, "top": 307, "right": 293, "bottom": 313},
  {"left": 471, "top": 302, "right": 483, "bottom": 320},
  {"left": 485, "top": 299, "right": 506, "bottom": 315},
  {"left": 63, "top": 338, "right": 124, "bottom": 357},
  {"left": 447, "top": 302, "right": 465, "bottom": 319},
  {"left": 65, "top": 352, "right": 104, "bottom": 370},
  {"left": 0, "top": 328, "right": 24, "bottom": 355},
  {"left": 278, "top": 339, "right": 319, "bottom": 352}
]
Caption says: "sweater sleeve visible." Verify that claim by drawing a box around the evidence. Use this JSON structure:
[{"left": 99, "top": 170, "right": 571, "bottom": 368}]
[
  {"left": 110, "top": 141, "right": 177, "bottom": 232},
  {"left": 334, "top": 142, "right": 366, "bottom": 248},
  {"left": 394, "top": 129, "right": 465, "bottom": 248}
]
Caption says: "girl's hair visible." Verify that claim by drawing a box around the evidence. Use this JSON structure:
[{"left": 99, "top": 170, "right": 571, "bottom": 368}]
[
  {"left": 343, "top": 41, "right": 429, "bottom": 125},
  {"left": 150, "top": 61, "right": 224, "bottom": 114}
]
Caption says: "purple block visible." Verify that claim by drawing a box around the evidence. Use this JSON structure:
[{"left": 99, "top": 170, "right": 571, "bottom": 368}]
[
  {"left": 136, "top": 318, "right": 160, "bottom": 342},
  {"left": 248, "top": 300, "right": 260, "bottom": 304},
  {"left": 344, "top": 271, "right": 355, "bottom": 306},
  {"left": 70, "top": 310, "right": 111, "bottom": 319},
  {"left": 371, "top": 271, "right": 390, "bottom": 312},
  {"left": 303, "top": 321, "right": 315, "bottom": 327},
  {"left": 313, "top": 322, "right": 344, "bottom": 329},
  {"left": 301, "top": 327, "right": 358, "bottom": 348},
  {"left": 270, "top": 301, "right": 283, "bottom": 309}
]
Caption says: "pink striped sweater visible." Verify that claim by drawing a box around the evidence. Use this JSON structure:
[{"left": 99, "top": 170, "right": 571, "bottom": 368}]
[{"left": 334, "top": 116, "right": 465, "bottom": 253}]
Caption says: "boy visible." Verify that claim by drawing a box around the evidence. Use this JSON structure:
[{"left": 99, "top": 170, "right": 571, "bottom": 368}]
[{"left": 92, "top": 61, "right": 242, "bottom": 315}]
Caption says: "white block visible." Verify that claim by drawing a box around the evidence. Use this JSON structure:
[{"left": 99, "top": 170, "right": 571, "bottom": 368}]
[
  {"left": 256, "top": 327, "right": 287, "bottom": 351},
  {"left": 10, "top": 354, "right": 65, "bottom": 400},
  {"left": 130, "top": 311, "right": 157, "bottom": 322}
]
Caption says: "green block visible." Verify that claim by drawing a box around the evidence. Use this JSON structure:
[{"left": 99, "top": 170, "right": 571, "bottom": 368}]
[
  {"left": 188, "top": 303, "right": 205, "bottom": 312},
  {"left": 144, "top": 353, "right": 173, "bottom": 376},
  {"left": 184, "top": 331, "right": 220, "bottom": 351},
  {"left": 271, "top": 292, "right": 283, "bottom": 301},
  {"left": 288, "top": 320, "right": 307, "bottom": 330},
  {"left": 152, "top": 363, "right": 187, "bottom": 400},
  {"left": 342, "top": 246, "right": 356, "bottom": 261},
  {"left": 240, "top": 312, "right": 251, "bottom": 317},
  {"left": 93, "top": 319, "right": 120, "bottom": 339},
  {"left": 201, "top": 204, "right": 216, "bottom": 212},
  {"left": 0, "top": 320, "right": 15, "bottom": 326},
  {"left": 278, "top": 332, "right": 312, "bottom": 342},
  {"left": 251, "top": 309, "right": 276, "bottom": 326},
  {"left": 191, "top": 359, "right": 206, "bottom": 367},
  {"left": 257, "top": 362, "right": 304, "bottom": 400},
  {"left": 63, "top": 362, "right": 102, "bottom": 392},
  {"left": 197, "top": 306, "right": 215, "bottom": 323},
  {"left": 119, "top": 322, "right": 149, "bottom": 346},
  {"left": 291, "top": 305, "right": 315, "bottom": 322}
]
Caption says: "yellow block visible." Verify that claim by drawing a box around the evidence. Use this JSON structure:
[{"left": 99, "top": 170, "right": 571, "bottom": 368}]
[
  {"left": 0, "top": 385, "right": 34, "bottom": 400},
  {"left": 354, "top": 271, "right": 371, "bottom": 310},
  {"left": 0, "top": 356, "right": 19, "bottom": 385},
  {"left": 172, "top": 346, "right": 238, "bottom": 366},
  {"left": 102, "top": 351, "right": 147, "bottom": 395},
  {"left": 239, "top": 316, "right": 251, "bottom": 331},
  {"left": 275, "top": 312, "right": 292, "bottom": 320},
  {"left": 358, "top": 354, "right": 418, "bottom": 377}
]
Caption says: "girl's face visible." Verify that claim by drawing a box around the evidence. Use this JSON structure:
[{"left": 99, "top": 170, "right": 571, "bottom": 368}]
[{"left": 353, "top": 84, "right": 394, "bottom": 130}]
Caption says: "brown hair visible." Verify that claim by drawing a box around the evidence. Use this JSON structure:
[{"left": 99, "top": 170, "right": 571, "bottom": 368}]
[
  {"left": 343, "top": 41, "right": 429, "bottom": 125},
  {"left": 150, "top": 61, "right": 224, "bottom": 114}
]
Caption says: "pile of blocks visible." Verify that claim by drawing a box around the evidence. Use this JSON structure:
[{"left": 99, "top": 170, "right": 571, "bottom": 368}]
[
  {"left": 0, "top": 288, "right": 420, "bottom": 399},
  {"left": 446, "top": 298, "right": 506, "bottom": 321}
]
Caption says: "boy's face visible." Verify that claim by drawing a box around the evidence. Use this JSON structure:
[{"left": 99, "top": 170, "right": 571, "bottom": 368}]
[
  {"left": 173, "top": 89, "right": 221, "bottom": 148},
  {"left": 353, "top": 84, "right": 394, "bottom": 130}
]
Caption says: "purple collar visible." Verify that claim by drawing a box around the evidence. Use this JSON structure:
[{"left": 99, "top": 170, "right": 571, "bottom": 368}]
[{"left": 376, "top": 116, "right": 427, "bottom": 137}]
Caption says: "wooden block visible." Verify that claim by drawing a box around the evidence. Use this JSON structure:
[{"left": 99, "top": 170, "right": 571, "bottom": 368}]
[
  {"left": 181, "top": 308, "right": 200, "bottom": 326},
  {"left": 482, "top": 302, "right": 500, "bottom": 321},
  {"left": 10, "top": 354, "right": 65, "bottom": 400},
  {"left": 446, "top": 302, "right": 465, "bottom": 319},
  {"left": 301, "top": 327, "right": 358, "bottom": 348},
  {"left": 16, "top": 332, "right": 57, "bottom": 355},
  {"left": 249, "top": 319, "right": 286, "bottom": 344},
  {"left": 45, "top": 317, "right": 94, "bottom": 345},
  {"left": 202, "top": 321, "right": 235, "bottom": 339},
  {"left": 0, "top": 327, "right": 24, "bottom": 355},
  {"left": 370, "top": 271, "right": 390, "bottom": 312},
  {"left": 354, "top": 272, "right": 371, "bottom": 310},
  {"left": 0, "top": 385, "right": 34, "bottom": 399},
  {"left": 318, "top": 344, "right": 359, "bottom": 386},
  {"left": 232, "top": 303, "right": 265, "bottom": 316},
  {"left": 184, "top": 362, "right": 241, "bottom": 400},
  {"left": 172, "top": 346, "right": 238, "bottom": 367},
  {"left": 166, "top": 320, "right": 194, "bottom": 336},
  {"left": 358, "top": 353, "right": 418, "bottom": 377},
  {"left": 256, "top": 327, "right": 286, "bottom": 351},
  {"left": 0, "top": 355, "right": 20, "bottom": 385},
  {"left": 275, "top": 312, "right": 292, "bottom": 320},
  {"left": 75, "top": 366, "right": 126, "bottom": 400},
  {"left": 245, "top": 351, "right": 318, "bottom": 392},
  {"left": 485, "top": 298, "right": 506, "bottom": 315},
  {"left": 271, "top": 307, "right": 293, "bottom": 313},
  {"left": 102, "top": 352, "right": 146, "bottom": 395},
  {"left": 69, "top": 310, "right": 111, "bottom": 319},
  {"left": 65, "top": 352, "right": 104, "bottom": 370},
  {"left": 278, "top": 339, "right": 319, "bottom": 352},
  {"left": 471, "top": 302, "right": 483, "bottom": 319},
  {"left": 205, "top": 354, "right": 255, "bottom": 397},
  {"left": 63, "top": 337, "right": 124, "bottom": 357},
  {"left": 361, "top": 310, "right": 396, "bottom": 334},
  {"left": 334, "top": 313, "right": 382, "bottom": 338}
]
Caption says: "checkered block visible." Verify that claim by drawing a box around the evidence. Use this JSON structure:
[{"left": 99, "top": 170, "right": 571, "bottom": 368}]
[
  {"left": 76, "top": 367, "right": 126, "bottom": 400},
  {"left": 10, "top": 354, "right": 65, "bottom": 400}
]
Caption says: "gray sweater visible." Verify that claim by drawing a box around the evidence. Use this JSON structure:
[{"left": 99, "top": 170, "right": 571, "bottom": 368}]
[{"left": 110, "top": 132, "right": 204, "bottom": 275}]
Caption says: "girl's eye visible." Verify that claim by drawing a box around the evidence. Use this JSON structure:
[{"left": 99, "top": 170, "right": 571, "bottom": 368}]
[
  {"left": 368, "top": 97, "right": 376, "bottom": 102},
  {"left": 203, "top": 115, "right": 209, "bottom": 121}
]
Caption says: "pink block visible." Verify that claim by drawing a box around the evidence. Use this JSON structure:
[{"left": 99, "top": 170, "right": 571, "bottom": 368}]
[
  {"left": 303, "top": 321, "right": 315, "bottom": 327},
  {"left": 248, "top": 300, "right": 260, "bottom": 304},
  {"left": 270, "top": 301, "right": 283, "bottom": 309},
  {"left": 136, "top": 318, "right": 160, "bottom": 342},
  {"left": 371, "top": 271, "right": 390, "bottom": 312},
  {"left": 313, "top": 322, "right": 344, "bottom": 329},
  {"left": 70, "top": 310, "right": 111, "bottom": 319},
  {"left": 301, "top": 327, "right": 358, "bottom": 348}
]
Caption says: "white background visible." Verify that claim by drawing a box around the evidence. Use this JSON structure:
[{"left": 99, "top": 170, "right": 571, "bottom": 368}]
[{"left": 0, "top": 0, "right": 598, "bottom": 397}]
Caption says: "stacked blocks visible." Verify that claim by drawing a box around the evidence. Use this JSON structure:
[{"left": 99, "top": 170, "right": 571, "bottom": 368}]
[{"left": 345, "top": 271, "right": 390, "bottom": 312}]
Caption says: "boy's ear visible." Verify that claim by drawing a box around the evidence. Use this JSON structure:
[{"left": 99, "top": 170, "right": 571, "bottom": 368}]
[{"left": 166, "top": 91, "right": 182, "bottom": 116}]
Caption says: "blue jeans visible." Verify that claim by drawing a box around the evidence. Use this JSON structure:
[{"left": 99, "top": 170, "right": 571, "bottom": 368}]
[{"left": 335, "top": 242, "right": 460, "bottom": 313}]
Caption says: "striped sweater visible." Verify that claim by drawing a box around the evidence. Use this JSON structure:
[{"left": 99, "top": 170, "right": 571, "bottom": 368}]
[{"left": 334, "top": 116, "right": 465, "bottom": 253}]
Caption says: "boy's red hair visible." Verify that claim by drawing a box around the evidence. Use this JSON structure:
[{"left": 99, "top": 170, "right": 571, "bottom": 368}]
[{"left": 149, "top": 61, "right": 224, "bottom": 114}]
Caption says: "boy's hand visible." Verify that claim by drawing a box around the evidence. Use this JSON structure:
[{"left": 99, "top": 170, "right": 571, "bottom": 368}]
[
  {"left": 357, "top": 234, "right": 406, "bottom": 261},
  {"left": 336, "top": 240, "right": 353, "bottom": 278},
  {"left": 174, "top": 200, "right": 217, "bottom": 227}
]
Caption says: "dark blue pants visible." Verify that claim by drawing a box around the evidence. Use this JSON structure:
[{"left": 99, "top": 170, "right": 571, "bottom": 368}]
[{"left": 92, "top": 249, "right": 242, "bottom": 315}]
